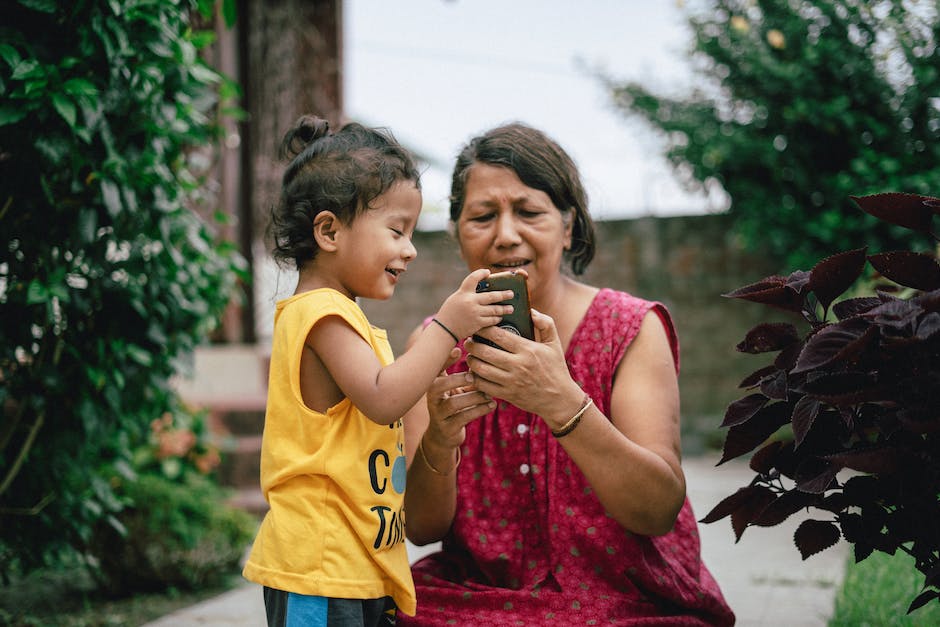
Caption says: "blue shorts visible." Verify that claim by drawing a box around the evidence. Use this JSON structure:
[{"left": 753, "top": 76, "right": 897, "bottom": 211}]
[{"left": 262, "top": 587, "right": 396, "bottom": 627}]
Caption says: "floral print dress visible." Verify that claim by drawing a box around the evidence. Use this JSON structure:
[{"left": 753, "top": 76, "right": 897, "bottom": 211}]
[{"left": 401, "top": 289, "right": 734, "bottom": 626}]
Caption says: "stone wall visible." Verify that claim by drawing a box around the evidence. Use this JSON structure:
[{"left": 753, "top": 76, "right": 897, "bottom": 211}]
[{"left": 360, "top": 213, "right": 791, "bottom": 452}]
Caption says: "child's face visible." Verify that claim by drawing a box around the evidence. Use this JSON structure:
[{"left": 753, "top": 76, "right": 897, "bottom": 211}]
[{"left": 335, "top": 179, "right": 422, "bottom": 300}]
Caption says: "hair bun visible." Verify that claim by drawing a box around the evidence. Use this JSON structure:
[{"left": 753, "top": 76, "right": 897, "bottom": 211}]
[{"left": 280, "top": 115, "right": 331, "bottom": 159}]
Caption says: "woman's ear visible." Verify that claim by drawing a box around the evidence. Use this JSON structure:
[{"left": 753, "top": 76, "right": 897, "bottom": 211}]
[
  {"left": 562, "top": 209, "right": 574, "bottom": 251},
  {"left": 313, "top": 211, "right": 340, "bottom": 252}
]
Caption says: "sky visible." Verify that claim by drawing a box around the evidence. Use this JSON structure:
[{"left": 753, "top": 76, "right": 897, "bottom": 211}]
[{"left": 344, "top": 0, "right": 728, "bottom": 231}]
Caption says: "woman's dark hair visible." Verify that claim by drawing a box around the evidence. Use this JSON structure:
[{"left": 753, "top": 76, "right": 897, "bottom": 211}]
[
  {"left": 268, "top": 115, "right": 421, "bottom": 269},
  {"left": 449, "top": 122, "right": 595, "bottom": 275}
]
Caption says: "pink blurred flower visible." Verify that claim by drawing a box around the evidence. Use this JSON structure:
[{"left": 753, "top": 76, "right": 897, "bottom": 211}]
[{"left": 157, "top": 429, "right": 197, "bottom": 459}]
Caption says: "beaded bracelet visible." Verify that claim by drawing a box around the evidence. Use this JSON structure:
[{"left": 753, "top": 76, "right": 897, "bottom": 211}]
[
  {"left": 551, "top": 394, "right": 594, "bottom": 438},
  {"left": 418, "top": 437, "right": 462, "bottom": 475}
]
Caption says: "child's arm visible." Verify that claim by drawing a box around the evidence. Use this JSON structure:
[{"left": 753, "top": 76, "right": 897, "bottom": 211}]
[{"left": 307, "top": 269, "right": 512, "bottom": 425}]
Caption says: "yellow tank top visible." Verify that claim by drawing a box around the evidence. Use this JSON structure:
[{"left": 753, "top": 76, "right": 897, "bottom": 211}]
[{"left": 242, "top": 289, "right": 416, "bottom": 616}]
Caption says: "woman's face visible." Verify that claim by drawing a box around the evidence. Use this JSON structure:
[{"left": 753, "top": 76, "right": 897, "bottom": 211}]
[{"left": 455, "top": 163, "right": 571, "bottom": 304}]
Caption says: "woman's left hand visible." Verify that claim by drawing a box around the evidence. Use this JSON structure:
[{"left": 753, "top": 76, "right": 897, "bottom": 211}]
[{"left": 465, "top": 309, "right": 584, "bottom": 424}]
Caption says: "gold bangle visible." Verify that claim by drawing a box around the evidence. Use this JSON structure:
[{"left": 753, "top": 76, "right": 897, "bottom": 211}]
[
  {"left": 418, "top": 437, "right": 461, "bottom": 475},
  {"left": 551, "top": 394, "right": 593, "bottom": 438}
]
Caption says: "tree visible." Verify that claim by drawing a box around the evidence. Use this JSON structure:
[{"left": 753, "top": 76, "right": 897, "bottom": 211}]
[
  {"left": 0, "top": 0, "right": 245, "bottom": 577},
  {"left": 604, "top": 0, "right": 940, "bottom": 270}
]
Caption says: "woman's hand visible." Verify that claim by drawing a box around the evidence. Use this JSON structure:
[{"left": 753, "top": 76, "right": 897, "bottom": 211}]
[
  {"left": 464, "top": 309, "right": 584, "bottom": 427},
  {"left": 467, "top": 308, "right": 687, "bottom": 536},
  {"left": 403, "top": 353, "right": 494, "bottom": 545},
  {"left": 422, "top": 370, "right": 495, "bottom": 452}
]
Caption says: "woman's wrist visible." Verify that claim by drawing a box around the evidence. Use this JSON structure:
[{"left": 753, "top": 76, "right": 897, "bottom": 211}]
[
  {"left": 418, "top": 434, "right": 461, "bottom": 476},
  {"left": 551, "top": 393, "right": 593, "bottom": 438},
  {"left": 544, "top": 385, "right": 592, "bottom": 430}
]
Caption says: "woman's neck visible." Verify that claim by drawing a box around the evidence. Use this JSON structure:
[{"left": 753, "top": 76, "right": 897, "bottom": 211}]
[{"left": 531, "top": 275, "right": 598, "bottom": 351}]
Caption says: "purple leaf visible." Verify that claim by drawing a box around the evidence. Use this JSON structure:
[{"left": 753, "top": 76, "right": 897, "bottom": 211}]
[
  {"left": 817, "top": 492, "right": 849, "bottom": 513},
  {"left": 721, "top": 393, "right": 768, "bottom": 427},
  {"left": 915, "top": 288, "right": 940, "bottom": 312},
  {"left": 736, "top": 322, "right": 801, "bottom": 354},
  {"left": 809, "top": 247, "right": 868, "bottom": 310},
  {"left": 925, "top": 562, "right": 940, "bottom": 588},
  {"left": 749, "top": 440, "right": 785, "bottom": 474},
  {"left": 730, "top": 486, "right": 778, "bottom": 541},
  {"left": 909, "top": 590, "right": 940, "bottom": 613},
  {"left": 795, "top": 459, "right": 838, "bottom": 494},
  {"left": 794, "top": 519, "right": 842, "bottom": 559},
  {"left": 800, "top": 371, "right": 881, "bottom": 405},
  {"left": 719, "top": 402, "right": 791, "bottom": 464},
  {"left": 700, "top": 485, "right": 762, "bottom": 524},
  {"left": 760, "top": 369, "right": 789, "bottom": 400},
  {"left": 851, "top": 193, "right": 939, "bottom": 236},
  {"left": 832, "top": 296, "right": 881, "bottom": 320},
  {"left": 868, "top": 251, "right": 940, "bottom": 291},
  {"left": 753, "top": 490, "right": 817, "bottom": 526},
  {"left": 824, "top": 448, "right": 902, "bottom": 474},
  {"left": 862, "top": 299, "right": 920, "bottom": 329},
  {"left": 723, "top": 276, "right": 805, "bottom": 313},
  {"left": 739, "top": 364, "right": 779, "bottom": 389},
  {"left": 785, "top": 270, "right": 812, "bottom": 293},
  {"left": 791, "top": 396, "right": 821, "bottom": 448},
  {"left": 774, "top": 341, "right": 804, "bottom": 371},
  {"left": 792, "top": 319, "right": 875, "bottom": 374},
  {"left": 916, "top": 312, "right": 940, "bottom": 339}
]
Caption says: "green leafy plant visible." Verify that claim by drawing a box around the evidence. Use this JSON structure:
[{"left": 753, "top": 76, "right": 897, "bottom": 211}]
[
  {"left": 604, "top": 0, "right": 940, "bottom": 270},
  {"left": 0, "top": 0, "right": 245, "bottom": 579},
  {"left": 703, "top": 193, "right": 940, "bottom": 612},
  {"left": 88, "top": 406, "right": 254, "bottom": 595}
]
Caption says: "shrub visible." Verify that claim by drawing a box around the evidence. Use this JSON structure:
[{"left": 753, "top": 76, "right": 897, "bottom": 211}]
[
  {"left": 702, "top": 193, "right": 940, "bottom": 613},
  {"left": 88, "top": 405, "right": 254, "bottom": 594},
  {"left": 604, "top": 1, "right": 940, "bottom": 271},
  {"left": 0, "top": 0, "right": 244, "bottom": 579},
  {"left": 89, "top": 471, "right": 256, "bottom": 595}
]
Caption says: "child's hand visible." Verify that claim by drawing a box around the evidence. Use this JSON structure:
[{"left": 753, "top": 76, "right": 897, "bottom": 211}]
[{"left": 435, "top": 269, "right": 514, "bottom": 341}]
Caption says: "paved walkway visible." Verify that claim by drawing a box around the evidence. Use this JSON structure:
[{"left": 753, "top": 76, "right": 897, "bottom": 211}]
[{"left": 142, "top": 455, "right": 848, "bottom": 626}]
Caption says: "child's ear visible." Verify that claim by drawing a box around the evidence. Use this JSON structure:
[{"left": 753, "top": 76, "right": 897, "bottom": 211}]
[{"left": 313, "top": 211, "right": 340, "bottom": 251}]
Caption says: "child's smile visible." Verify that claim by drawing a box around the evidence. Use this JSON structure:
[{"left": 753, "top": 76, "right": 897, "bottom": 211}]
[{"left": 334, "top": 180, "right": 422, "bottom": 300}]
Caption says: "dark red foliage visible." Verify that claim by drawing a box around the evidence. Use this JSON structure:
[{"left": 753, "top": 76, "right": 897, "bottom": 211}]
[
  {"left": 851, "top": 192, "right": 940, "bottom": 238},
  {"left": 704, "top": 193, "right": 940, "bottom": 614}
]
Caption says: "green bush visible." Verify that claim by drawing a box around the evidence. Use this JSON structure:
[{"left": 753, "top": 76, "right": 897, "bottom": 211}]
[
  {"left": 86, "top": 404, "right": 255, "bottom": 596},
  {"left": 605, "top": 0, "right": 940, "bottom": 271},
  {"left": 89, "top": 471, "right": 256, "bottom": 595},
  {"left": 0, "top": 0, "right": 245, "bottom": 580}
]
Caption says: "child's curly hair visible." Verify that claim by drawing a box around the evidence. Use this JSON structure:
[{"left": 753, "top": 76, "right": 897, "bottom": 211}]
[{"left": 268, "top": 115, "right": 421, "bottom": 269}]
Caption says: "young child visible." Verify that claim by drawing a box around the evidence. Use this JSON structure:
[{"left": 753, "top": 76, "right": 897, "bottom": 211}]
[{"left": 242, "top": 115, "right": 512, "bottom": 626}]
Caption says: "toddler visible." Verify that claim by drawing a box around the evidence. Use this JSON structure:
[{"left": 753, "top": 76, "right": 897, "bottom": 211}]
[{"left": 242, "top": 115, "right": 512, "bottom": 626}]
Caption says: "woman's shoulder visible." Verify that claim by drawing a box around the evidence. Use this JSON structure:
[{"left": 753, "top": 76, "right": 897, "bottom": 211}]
[{"left": 590, "top": 287, "right": 663, "bottom": 317}]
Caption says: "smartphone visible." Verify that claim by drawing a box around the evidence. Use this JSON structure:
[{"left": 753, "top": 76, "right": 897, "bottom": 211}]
[{"left": 473, "top": 271, "right": 534, "bottom": 349}]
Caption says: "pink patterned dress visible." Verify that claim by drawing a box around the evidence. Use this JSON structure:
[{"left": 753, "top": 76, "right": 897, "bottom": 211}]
[{"left": 401, "top": 289, "right": 734, "bottom": 626}]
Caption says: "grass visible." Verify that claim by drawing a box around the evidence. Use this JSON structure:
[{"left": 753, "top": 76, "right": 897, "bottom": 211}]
[
  {"left": 829, "top": 549, "right": 940, "bottom": 626},
  {"left": 0, "top": 564, "right": 243, "bottom": 627}
]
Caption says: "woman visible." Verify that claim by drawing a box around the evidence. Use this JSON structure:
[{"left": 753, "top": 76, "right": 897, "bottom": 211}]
[{"left": 400, "top": 123, "right": 734, "bottom": 625}]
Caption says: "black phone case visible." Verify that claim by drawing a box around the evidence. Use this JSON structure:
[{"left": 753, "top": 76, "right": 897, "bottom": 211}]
[{"left": 474, "top": 271, "right": 534, "bottom": 346}]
